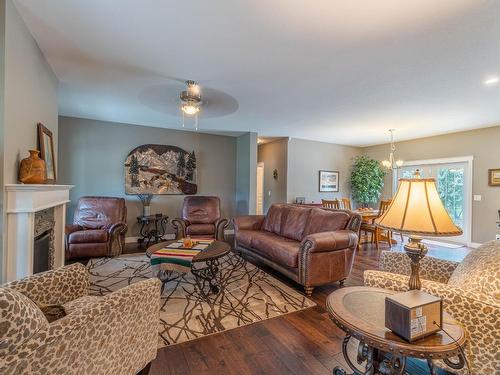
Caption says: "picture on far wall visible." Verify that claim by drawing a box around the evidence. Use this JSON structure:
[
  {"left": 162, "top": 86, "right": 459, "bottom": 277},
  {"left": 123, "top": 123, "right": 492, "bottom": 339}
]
[
  {"left": 124, "top": 144, "right": 197, "bottom": 195},
  {"left": 319, "top": 170, "right": 339, "bottom": 192},
  {"left": 488, "top": 168, "right": 500, "bottom": 186},
  {"left": 37, "top": 123, "right": 56, "bottom": 182}
]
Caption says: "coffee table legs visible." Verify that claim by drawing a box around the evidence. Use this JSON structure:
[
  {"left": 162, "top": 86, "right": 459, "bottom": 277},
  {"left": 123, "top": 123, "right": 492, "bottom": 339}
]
[{"left": 333, "top": 334, "right": 406, "bottom": 375}]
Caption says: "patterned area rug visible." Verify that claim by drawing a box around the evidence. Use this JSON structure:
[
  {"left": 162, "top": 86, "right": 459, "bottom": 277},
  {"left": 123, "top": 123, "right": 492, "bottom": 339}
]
[{"left": 87, "top": 252, "right": 314, "bottom": 347}]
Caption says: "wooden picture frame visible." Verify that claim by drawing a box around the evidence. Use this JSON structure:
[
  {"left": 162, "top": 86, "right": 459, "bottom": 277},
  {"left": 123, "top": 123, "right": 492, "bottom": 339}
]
[
  {"left": 37, "top": 123, "right": 56, "bottom": 183},
  {"left": 488, "top": 168, "right": 500, "bottom": 186},
  {"left": 319, "top": 170, "right": 339, "bottom": 192}
]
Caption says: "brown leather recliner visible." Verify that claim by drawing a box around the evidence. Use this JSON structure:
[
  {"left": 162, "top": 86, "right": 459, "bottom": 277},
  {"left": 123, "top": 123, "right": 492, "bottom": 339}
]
[
  {"left": 234, "top": 204, "right": 361, "bottom": 296},
  {"left": 172, "top": 196, "right": 228, "bottom": 240},
  {"left": 65, "top": 197, "right": 128, "bottom": 260}
]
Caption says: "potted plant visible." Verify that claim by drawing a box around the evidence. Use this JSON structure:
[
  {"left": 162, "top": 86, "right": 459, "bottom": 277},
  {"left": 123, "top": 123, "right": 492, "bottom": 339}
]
[{"left": 350, "top": 156, "right": 386, "bottom": 208}]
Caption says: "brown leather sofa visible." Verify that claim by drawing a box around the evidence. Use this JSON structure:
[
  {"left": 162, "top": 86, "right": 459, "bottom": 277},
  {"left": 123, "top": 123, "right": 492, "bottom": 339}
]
[
  {"left": 65, "top": 197, "right": 128, "bottom": 260},
  {"left": 234, "top": 204, "right": 361, "bottom": 296},
  {"left": 172, "top": 196, "right": 228, "bottom": 240}
]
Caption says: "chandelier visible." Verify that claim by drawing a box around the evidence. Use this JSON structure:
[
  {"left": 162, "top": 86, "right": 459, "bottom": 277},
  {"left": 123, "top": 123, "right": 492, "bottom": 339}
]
[
  {"left": 381, "top": 129, "right": 403, "bottom": 169},
  {"left": 180, "top": 80, "right": 202, "bottom": 130}
]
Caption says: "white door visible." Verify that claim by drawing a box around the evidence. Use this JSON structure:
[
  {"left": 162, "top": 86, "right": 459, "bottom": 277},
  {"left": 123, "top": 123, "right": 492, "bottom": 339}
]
[
  {"left": 397, "top": 158, "right": 472, "bottom": 245},
  {"left": 256, "top": 163, "right": 264, "bottom": 215}
]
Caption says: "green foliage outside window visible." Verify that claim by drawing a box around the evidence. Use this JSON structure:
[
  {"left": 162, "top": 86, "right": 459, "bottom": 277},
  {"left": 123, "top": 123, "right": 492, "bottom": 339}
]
[{"left": 350, "top": 156, "right": 387, "bottom": 207}]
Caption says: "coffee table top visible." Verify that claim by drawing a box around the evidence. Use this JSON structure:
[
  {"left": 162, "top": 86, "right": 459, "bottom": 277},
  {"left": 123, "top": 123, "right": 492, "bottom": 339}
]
[
  {"left": 146, "top": 240, "right": 231, "bottom": 262},
  {"left": 326, "top": 286, "right": 466, "bottom": 359}
]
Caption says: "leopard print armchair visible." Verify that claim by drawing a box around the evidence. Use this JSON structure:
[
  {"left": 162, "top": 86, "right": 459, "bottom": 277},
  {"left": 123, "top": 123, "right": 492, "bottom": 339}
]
[
  {"left": 364, "top": 241, "right": 500, "bottom": 375},
  {"left": 0, "top": 263, "right": 161, "bottom": 375}
]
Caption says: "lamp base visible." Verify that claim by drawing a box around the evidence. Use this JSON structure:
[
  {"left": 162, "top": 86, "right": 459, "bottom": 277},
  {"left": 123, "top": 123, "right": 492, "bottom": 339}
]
[{"left": 403, "top": 235, "right": 428, "bottom": 290}]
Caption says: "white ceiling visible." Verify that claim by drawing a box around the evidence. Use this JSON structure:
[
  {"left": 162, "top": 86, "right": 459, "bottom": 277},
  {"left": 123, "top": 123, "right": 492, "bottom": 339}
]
[{"left": 14, "top": 0, "right": 500, "bottom": 146}]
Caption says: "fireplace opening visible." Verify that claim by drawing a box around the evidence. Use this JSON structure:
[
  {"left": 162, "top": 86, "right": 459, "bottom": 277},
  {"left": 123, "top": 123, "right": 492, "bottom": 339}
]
[{"left": 33, "top": 230, "right": 51, "bottom": 274}]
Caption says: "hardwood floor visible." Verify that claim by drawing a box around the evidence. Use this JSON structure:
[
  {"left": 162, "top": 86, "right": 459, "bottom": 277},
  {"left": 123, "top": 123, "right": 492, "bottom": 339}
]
[{"left": 147, "top": 240, "right": 470, "bottom": 375}]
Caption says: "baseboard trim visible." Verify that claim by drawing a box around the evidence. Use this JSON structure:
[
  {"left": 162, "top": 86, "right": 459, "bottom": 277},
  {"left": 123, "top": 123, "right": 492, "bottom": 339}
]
[
  {"left": 126, "top": 229, "right": 234, "bottom": 244},
  {"left": 125, "top": 234, "right": 175, "bottom": 244}
]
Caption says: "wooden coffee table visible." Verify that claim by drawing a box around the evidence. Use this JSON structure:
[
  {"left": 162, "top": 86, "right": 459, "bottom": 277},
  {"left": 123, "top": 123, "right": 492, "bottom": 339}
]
[
  {"left": 146, "top": 240, "right": 231, "bottom": 294},
  {"left": 327, "top": 286, "right": 466, "bottom": 375}
]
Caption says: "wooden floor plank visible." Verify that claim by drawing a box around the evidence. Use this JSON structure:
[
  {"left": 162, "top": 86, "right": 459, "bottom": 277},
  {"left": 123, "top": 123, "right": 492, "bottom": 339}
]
[{"left": 140, "top": 240, "right": 470, "bottom": 375}]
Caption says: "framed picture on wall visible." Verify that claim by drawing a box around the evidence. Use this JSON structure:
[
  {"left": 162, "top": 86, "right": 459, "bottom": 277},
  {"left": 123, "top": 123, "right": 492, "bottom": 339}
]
[
  {"left": 488, "top": 168, "right": 500, "bottom": 186},
  {"left": 319, "top": 170, "right": 339, "bottom": 192},
  {"left": 37, "top": 123, "right": 56, "bottom": 183}
]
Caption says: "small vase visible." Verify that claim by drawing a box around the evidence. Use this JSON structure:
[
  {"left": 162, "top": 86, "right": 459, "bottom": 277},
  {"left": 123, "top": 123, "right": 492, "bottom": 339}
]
[
  {"left": 18, "top": 150, "right": 46, "bottom": 184},
  {"left": 143, "top": 205, "right": 151, "bottom": 217}
]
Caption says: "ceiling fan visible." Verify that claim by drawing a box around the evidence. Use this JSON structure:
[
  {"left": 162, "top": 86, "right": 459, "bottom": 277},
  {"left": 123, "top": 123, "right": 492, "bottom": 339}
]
[{"left": 180, "top": 80, "right": 202, "bottom": 130}]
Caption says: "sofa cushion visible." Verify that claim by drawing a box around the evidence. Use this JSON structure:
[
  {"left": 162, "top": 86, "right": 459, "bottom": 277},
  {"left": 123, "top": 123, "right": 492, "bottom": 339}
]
[
  {"left": 262, "top": 204, "right": 285, "bottom": 235},
  {"left": 447, "top": 240, "right": 500, "bottom": 297},
  {"left": 186, "top": 223, "right": 216, "bottom": 236},
  {"left": 0, "top": 287, "right": 49, "bottom": 356},
  {"left": 303, "top": 208, "right": 351, "bottom": 236},
  {"left": 251, "top": 231, "right": 300, "bottom": 268},
  {"left": 68, "top": 229, "right": 108, "bottom": 244},
  {"left": 280, "top": 206, "right": 311, "bottom": 241},
  {"left": 235, "top": 229, "right": 254, "bottom": 248}
]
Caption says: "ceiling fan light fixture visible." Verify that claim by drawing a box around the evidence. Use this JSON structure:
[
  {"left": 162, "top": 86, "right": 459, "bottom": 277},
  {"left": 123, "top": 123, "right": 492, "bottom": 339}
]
[{"left": 181, "top": 101, "right": 200, "bottom": 115}]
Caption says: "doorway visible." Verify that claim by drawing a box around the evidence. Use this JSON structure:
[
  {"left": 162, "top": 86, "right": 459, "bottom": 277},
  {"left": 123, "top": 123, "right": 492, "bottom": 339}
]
[
  {"left": 395, "top": 157, "right": 473, "bottom": 245},
  {"left": 256, "top": 162, "right": 264, "bottom": 215}
]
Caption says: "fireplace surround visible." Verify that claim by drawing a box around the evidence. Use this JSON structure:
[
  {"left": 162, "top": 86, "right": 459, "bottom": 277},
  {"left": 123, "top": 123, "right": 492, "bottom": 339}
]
[{"left": 3, "top": 184, "right": 73, "bottom": 282}]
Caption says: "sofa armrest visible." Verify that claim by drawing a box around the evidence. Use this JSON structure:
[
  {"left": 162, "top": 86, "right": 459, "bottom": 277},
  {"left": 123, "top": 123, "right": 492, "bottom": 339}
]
[
  {"left": 1, "top": 278, "right": 161, "bottom": 375},
  {"left": 378, "top": 250, "right": 459, "bottom": 283},
  {"left": 233, "top": 215, "right": 265, "bottom": 231},
  {"left": 65, "top": 224, "right": 82, "bottom": 235},
  {"left": 172, "top": 218, "right": 188, "bottom": 239},
  {"left": 214, "top": 218, "right": 229, "bottom": 240},
  {"left": 347, "top": 213, "right": 362, "bottom": 236},
  {"left": 4, "top": 263, "right": 89, "bottom": 306},
  {"left": 300, "top": 230, "right": 358, "bottom": 253},
  {"left": 105, "top": 221, "right": 127, "bottom": 236},
  {"left": 364, "top": 270, "right": 499, "bottom": 375}
]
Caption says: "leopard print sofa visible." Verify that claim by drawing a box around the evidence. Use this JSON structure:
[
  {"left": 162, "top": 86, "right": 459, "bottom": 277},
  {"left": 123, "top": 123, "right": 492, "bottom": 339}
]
[
  {"left": 0, "top": 263, "right": 161, "bottom": 375},
  {"left": 364, "top": 240, "right": 500, "bottom": 375}
]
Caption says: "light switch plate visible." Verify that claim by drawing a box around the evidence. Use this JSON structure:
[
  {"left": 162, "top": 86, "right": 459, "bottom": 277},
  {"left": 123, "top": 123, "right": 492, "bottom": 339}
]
[{"left": 473, "top": 195, "right": 482, "bottom": 201}]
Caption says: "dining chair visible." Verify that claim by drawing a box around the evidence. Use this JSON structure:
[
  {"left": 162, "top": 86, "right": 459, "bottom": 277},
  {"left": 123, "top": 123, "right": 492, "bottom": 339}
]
[
  {"left": 360, "top": 199, "right": 393, "bottom": 249},
  {"left": 338, "top": 198, "right": 352, "bottom": 210},
  {"left": 322, "top": 199, "right": 340, "bottom": 209}
]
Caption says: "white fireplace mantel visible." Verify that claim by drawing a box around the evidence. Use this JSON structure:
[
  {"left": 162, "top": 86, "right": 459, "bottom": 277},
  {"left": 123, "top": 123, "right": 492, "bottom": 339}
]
[{"left": 3, "top": 184, "right": 74, "bottom": 282}]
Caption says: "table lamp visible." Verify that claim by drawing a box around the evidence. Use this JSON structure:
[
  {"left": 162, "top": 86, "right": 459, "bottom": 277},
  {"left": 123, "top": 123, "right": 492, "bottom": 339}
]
[{"left": 375, "top": 170, "right": 462, "bottom": 290}]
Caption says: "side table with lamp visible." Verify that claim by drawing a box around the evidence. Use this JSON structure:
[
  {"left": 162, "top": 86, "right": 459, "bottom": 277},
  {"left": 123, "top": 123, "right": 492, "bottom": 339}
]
[
  {"left": 375, "top": 169, "right": 463, "bottom": 290},
  {"left": 327, "top": 170, "right": 468, "bottom": 375}
]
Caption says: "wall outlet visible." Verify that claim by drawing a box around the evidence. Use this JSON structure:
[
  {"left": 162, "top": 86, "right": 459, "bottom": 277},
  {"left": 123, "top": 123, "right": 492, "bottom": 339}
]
[{"left": 496, "top": 234, "right": 500, "bottom": 240}]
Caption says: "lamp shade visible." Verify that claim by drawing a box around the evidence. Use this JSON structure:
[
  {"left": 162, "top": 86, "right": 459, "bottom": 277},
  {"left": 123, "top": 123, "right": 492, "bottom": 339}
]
[{"left": 375, "top": 177, "right": 462, "bottom": 236}]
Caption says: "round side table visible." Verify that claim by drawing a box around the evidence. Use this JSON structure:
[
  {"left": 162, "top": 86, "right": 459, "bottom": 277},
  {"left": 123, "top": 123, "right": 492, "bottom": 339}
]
[{"left": 326, "top": 286, "right": 467, "bottom": 375}]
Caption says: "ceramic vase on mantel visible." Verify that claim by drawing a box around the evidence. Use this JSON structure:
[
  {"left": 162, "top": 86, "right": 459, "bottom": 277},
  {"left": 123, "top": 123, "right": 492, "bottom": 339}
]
[{"left": 18, "top": 150, "right": 46, "bottom": 184}]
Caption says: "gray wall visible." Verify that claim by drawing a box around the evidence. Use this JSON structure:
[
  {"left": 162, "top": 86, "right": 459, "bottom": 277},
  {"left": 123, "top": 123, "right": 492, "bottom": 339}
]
[
  {"left": 3, "top": 1, "right": 58, "bottom": 184},
  {"left": 58, "top": 116, "right": 237, "bottom": 238},
  {"left": 286, "top": 138, "right": 362, "bottom": 204},
  {"left": 235, "top": 132, "right": 257, "bottom": 215},
  {"left": 1, "top": 1, "right": 58, "bottom": 281},
  {"left": 258, "top": 139, "right": 288, "bottom": 212},
  {"left": 362, "top": 125, "right": 500, "bottom": 243}
]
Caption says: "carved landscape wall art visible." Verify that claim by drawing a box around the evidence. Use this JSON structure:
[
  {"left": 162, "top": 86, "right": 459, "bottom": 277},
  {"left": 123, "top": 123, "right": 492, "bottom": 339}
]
[{"left": 125, "top": 144, "right": 197, "bottom": 195}]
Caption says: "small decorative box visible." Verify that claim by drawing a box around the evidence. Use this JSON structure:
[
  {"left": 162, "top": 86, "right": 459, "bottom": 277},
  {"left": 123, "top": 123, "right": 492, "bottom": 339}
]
[{"left": 385, "top": 290, "right": 443, "bottom": 342}]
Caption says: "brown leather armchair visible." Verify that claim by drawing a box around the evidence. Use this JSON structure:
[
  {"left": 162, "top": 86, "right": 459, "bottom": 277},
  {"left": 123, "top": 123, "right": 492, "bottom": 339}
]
[
  {"left": 65, "top": 197, "right": 128, "bottom": 260},
  {"left": 172, "top": 196, "right": 228, "bottom": 240}
]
